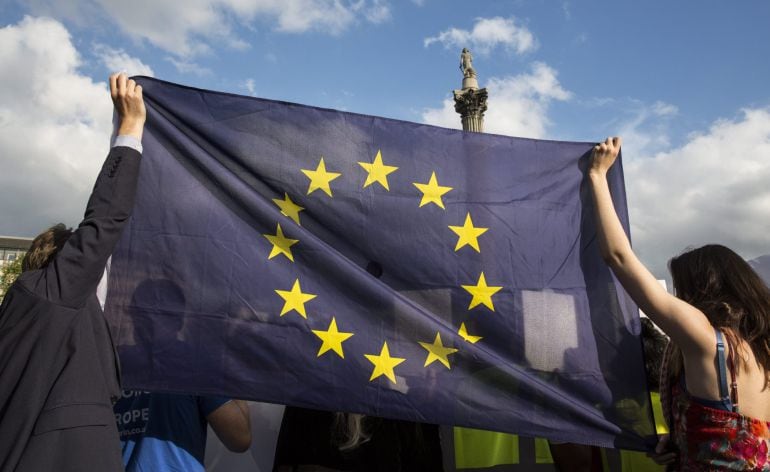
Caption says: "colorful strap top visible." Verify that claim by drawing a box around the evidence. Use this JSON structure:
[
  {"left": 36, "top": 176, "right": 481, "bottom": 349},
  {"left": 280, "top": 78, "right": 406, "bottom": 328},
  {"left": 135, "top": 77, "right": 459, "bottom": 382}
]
[{"left": 667, "top": 328, "right": 770, "bottom": 470}]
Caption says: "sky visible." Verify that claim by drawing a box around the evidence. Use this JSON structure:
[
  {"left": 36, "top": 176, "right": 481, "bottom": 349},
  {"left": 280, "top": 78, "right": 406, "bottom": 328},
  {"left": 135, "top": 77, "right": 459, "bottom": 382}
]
[{"left": 1, "top": 0, "right": 769, "bottom": 278}]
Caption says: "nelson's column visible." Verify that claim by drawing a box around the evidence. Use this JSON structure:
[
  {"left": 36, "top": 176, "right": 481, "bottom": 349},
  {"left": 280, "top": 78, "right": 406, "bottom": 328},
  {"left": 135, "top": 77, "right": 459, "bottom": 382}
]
[{"left": 454, "top": 48, "right": 488, "bottom": 132}]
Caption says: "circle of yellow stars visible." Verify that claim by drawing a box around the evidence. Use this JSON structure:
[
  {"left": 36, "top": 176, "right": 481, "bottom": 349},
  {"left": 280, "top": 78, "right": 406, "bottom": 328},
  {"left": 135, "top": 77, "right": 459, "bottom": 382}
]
[{"left": 258, "top": 148, "right": 504, "bottom": 384}]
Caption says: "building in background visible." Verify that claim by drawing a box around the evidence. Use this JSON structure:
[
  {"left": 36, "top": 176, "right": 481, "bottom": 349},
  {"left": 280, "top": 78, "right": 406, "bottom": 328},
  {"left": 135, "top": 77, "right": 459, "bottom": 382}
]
[
  {"left": 0, "top": 236, "right": 31, "bottom": 267},
  {"left": 0, "top": 236, "right": 32, "bottom": 299}
]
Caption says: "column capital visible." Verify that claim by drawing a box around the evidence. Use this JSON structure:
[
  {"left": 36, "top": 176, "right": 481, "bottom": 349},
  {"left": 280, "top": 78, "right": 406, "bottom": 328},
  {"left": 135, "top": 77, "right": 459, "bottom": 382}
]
[{"left": 453, "top": 87, "right": 488, "bottom": 132}]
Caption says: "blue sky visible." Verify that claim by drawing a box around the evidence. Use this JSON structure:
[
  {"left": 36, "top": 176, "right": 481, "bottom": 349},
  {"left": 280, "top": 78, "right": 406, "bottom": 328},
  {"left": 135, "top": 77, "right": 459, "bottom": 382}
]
[{"left": 1, "top": 0, "right": 769, "bottom": 276}]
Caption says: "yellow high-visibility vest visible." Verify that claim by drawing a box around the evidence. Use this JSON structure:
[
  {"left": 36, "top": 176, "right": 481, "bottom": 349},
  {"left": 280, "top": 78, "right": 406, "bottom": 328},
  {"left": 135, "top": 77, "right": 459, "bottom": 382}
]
[
  {"left": 454, "top": 427, "right": 521, "bottom": 468},
  {"left": 618, "top": 392, "right": 668, "bottom": 472},
  {"left": 454, "top": 392, "right": 666, "bottom": 471}
]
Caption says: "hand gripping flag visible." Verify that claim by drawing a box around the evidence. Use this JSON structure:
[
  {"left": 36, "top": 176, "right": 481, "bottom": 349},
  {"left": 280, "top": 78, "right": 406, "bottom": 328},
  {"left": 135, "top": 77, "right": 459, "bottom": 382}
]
[{"left": 105, "top": 77, "right": 657, "bottom": 450}]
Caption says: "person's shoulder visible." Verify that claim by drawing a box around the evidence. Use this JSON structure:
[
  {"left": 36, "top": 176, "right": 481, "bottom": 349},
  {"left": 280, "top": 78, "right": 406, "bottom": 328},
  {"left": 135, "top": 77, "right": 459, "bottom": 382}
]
[
  {"left": 14, "top": 269, "right": 43, "bottom": 293},
  {"left": 3, "top": 272, "right": 81, "bottom": 312}
]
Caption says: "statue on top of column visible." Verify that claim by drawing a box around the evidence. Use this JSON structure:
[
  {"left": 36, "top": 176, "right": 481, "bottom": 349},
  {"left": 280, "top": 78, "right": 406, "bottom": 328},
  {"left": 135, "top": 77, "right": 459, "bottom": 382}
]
[{"left": 459, "top": 48, "right": 476, "bottom": 78}]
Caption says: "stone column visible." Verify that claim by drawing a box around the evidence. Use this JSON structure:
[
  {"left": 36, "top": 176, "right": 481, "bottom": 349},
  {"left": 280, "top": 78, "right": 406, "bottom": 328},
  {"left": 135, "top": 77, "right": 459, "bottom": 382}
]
[{"left": 454, "top": 48, "right": 488, "bottom": 133}]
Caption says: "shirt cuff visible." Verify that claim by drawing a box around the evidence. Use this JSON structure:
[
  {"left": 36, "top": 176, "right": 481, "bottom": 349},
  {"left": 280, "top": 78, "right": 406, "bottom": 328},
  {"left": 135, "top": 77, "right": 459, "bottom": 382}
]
[{"left": 112, "top": 135, "right": 143, "bottom": 154}]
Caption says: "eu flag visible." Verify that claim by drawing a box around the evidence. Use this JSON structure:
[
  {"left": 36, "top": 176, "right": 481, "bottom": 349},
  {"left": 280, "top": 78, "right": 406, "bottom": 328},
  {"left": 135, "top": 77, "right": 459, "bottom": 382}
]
[{"left": 105, "top": 77, "right": 656, "bottom": 450}]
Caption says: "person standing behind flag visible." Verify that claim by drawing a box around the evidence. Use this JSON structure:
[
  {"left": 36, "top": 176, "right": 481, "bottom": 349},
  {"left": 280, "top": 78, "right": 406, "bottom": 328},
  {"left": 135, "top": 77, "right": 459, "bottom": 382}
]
[
  {"left": 0, "top": 73, "right": 145, "bottom": 471},
  {"left": 114, "top": 391, "right": 251, "bottom": 471},
  {"left": 111, "top": 278, "right": 252, "bottom": 471},
  {"left": 589, "top": 137, "right": 770, "bottom": 469}
]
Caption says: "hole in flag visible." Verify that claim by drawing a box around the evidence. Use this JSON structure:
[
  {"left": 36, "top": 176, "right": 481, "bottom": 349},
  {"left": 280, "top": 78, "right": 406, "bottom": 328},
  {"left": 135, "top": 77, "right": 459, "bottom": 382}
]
[{"left": 366, "top": 261, "right": 383, "bottom": 279}]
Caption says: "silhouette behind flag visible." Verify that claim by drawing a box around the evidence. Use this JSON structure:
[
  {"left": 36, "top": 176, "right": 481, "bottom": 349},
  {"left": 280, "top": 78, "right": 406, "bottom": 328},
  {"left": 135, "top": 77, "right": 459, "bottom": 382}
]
[{"left": 105, "top": 77, "right": 656, "bottom": 450}]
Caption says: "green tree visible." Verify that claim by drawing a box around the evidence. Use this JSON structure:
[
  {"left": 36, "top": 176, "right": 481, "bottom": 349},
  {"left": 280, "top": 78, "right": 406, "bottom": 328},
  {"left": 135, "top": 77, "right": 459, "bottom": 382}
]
[{"left": 0, "top": 256, "right": 23, "bottom": 303}]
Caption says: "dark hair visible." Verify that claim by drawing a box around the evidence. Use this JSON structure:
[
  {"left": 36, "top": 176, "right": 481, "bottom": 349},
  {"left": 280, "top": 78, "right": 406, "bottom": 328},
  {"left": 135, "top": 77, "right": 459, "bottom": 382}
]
[
  {"left": 640, "top": 317, "right": 668, "bottom": 391},
  {"left": 669, "top": 244, "right": 770, "bottom": 383},
  {"left": 22, "top": 223, "right": 73, "bottom": 272}
]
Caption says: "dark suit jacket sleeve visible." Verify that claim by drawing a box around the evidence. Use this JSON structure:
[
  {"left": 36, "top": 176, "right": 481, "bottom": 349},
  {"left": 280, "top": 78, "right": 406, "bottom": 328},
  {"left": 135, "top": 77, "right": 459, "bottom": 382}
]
[{"left": 33, "top": 145, "right": 143, "bottom": 307}]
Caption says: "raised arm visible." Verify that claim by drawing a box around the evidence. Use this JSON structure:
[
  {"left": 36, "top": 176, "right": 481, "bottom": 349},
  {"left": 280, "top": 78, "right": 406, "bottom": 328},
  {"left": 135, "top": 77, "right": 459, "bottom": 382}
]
[
  {"left": 38, "top": 74, "right": 146, "bottom": 307},
  {"left": 588, "top": 137, "right": 713, "bottom": 355},
  {"left": 207, "top": 400, "right": 252, "bottom": 453}
]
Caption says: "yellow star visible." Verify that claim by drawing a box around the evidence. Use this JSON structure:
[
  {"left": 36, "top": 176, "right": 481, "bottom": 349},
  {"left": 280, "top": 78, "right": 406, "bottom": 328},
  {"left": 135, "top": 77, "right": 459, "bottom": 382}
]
[
  {"left": 461, "top": 272, "right": 503, "bottom": 311},
  {"left": 364, "top": 341, "right": 406, "bottom": 384},
  {"left": 418, "top": 333, "right": 459, "bottom": 369},
  {"left": 413, "top": 172, "right": 453, "bottom": 209},
  {"left": 358, "top": 150, "right": 398, "bottom": 190},
  {"left": 312, "top": 317, "right": 354, "bottom": 358},
  {"left": 448, "top": 212, "right": 488, "bottom": 252},
  {"left": 275, "top": 278, "right": 317, "bottom": 318},
  {"left": 301, "top": 157, "right": 341, "bottom": 197},
  {"left": 458, "top": 322, "right": 482, "bottom": 344},
  {"left": 272, "top": 193, "right": 304, "bottom": 225},
  {"left": 263, "top": 223, "right": 299, "bottom": 261}
]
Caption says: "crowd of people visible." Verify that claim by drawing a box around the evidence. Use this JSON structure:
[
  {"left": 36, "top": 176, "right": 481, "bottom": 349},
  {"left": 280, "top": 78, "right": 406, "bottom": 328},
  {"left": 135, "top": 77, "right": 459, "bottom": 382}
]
[{"left": 1, "top": 75, "right": 769, "bottom": 471}]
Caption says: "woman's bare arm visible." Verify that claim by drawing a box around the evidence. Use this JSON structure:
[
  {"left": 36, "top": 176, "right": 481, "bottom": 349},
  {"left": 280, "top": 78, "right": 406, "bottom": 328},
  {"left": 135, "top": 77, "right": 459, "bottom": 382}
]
[{"left": 588, "top": 137, "right": 713, "bottom": 356}]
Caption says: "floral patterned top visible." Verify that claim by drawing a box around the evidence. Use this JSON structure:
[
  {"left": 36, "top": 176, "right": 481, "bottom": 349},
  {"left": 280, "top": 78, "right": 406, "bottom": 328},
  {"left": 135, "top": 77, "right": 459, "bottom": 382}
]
[{"left": 670, "top": 381, "right": 770, "bottom": 471}]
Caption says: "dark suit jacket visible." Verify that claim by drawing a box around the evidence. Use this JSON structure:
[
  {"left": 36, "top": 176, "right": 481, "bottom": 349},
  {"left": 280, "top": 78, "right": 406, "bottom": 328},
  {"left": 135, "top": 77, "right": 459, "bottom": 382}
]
[{"left": 0, "top": 146, "right": 142, "bottom": 472}]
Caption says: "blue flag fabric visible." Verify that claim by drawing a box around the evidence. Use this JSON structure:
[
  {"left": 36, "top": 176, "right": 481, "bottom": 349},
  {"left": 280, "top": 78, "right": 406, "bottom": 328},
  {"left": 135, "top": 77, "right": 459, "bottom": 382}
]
[{"left": 105, "top": 77, "right": 656, "bottom": 450}]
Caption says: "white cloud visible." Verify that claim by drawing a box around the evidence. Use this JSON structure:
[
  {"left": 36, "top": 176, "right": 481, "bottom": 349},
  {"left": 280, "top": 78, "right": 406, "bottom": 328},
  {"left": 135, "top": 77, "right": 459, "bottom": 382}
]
[
  {"left": 355, "top": 0, "right": 392, "bottom": 23},
  {"left": 624, "top": 108, "right": 770, "bottom": 277},
  {"left": 93, "top": 44, "right": 154, "bottom": 77},
  {"left": 258, "top": 0, "right": 357, "bottom": 34},
  {"left": 0, "top": 16, "right": 113, "bottom": 236},
  {"left": 421, "top": 62, "right": 570, "bottom": 138},
  {"left": 612, "top": 100, "right": 679, "bottom": 158},
  {"left": 424, "top": 17, "right": 537, "bottom": 55},
  {"left": 243, "top": 78, "right": 257, "bottom": 96},
  {"left": 165, "top": 57, "right": 213, "bottom": 76},
  {"left": 651, "top": 101, "right": 678, "bottom": 117},
  {"left": 28, "top": 0, "right": 390, "bottom": 58}
]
